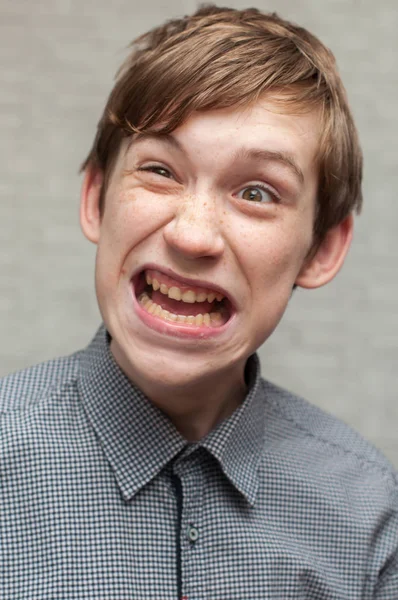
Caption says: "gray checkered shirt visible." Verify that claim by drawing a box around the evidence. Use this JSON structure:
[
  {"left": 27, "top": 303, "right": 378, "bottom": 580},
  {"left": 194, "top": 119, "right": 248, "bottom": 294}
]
[{"left": 1, "top": 325, "right": 397, "bottom": 599}]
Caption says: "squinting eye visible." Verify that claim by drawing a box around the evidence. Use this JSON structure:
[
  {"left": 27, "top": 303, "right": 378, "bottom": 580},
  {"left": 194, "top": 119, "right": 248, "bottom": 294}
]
[
  {"left": 140, "top": 165, "right": 173, "bottom": 178},
  {"left": 237, "top": 186, "right": 274, "bottom": 203}
]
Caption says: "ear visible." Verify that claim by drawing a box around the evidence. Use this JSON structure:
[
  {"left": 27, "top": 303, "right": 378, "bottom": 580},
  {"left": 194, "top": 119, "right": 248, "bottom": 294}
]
[
  {"left": 79, "top": 166, "right": 104, "bottom": 244},
  {"left": 295, "top": 214, "right": 354, "bottom": 289}
]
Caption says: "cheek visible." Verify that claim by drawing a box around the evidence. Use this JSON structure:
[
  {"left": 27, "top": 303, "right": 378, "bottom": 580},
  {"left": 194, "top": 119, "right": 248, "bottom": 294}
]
[
  {"left": 94, "top": 191, "right": 176, "bottom": 296},
  {"left": 98, "top": 198, "right": 153, "bottom": 259},
  {"left": 105, "top": 189, "right": 174, "bottom": 248},
  {"left": 241, "top": 224, "right": 309, "bottom": 277},
  {"left": 234, "top": 220, "right": 313, "bottom": 314}
]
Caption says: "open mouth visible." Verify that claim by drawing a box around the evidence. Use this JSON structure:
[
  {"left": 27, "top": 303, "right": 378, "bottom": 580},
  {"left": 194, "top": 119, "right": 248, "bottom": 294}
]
[{"left": 134, "top": 268, "right": 231, "bottom": 328}]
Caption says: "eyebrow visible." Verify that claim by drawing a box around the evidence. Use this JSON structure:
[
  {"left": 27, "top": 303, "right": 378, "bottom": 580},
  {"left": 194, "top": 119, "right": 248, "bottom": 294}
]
[
  {"left": 233, "top": 148, "right": 305, "bottom": 184},
  {"left": 127, "top": 132, "right": 184, "bottom": 154},
  {"left": 128, "top": 134, "right": 304, "bottom": 184}
]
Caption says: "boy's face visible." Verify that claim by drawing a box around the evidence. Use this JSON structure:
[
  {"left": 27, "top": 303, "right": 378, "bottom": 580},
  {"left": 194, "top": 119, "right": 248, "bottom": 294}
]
[{"left": 80, "top": 99, "right": 350, "bottom": 393}]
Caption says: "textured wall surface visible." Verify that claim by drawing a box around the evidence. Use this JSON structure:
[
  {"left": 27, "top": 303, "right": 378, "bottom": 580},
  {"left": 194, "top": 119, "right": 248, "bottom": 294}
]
[{"left": 1, "top": 0, "right": 397, "bottom": 465}]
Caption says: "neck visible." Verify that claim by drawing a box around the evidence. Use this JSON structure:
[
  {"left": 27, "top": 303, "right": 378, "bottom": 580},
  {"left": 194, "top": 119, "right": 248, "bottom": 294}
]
[
  {"left": 161, "top": 376, "right": 247, "bottom": 441},
  {"left": 111, "top": 342, "right": 248, "bottom": 441}
]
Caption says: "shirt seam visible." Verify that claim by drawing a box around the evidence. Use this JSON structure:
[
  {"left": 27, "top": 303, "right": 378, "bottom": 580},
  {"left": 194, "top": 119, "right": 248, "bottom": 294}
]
[
  {"left": 0, "top": 370, "right": 80, "bottom": 416},
  {"left": 263, "top": 381, "right": 398, "bottom": 489}
]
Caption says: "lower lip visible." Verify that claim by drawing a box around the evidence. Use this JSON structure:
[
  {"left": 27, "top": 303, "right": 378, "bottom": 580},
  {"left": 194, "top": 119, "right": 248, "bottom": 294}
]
[{"left": 131, "top": 284, "right": 233, "bottom": 339}]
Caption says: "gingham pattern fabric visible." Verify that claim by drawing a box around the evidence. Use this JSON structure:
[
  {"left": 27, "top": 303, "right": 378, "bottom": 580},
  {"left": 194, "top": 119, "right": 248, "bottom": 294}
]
[{"left": 1, "top": 326, "right": 397, "bottom": 599}]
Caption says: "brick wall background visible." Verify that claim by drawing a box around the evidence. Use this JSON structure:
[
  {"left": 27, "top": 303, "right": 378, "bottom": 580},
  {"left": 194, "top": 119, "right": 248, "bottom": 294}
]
[{"left": 1, "top": 0, "right": 397, "bottom": 466}]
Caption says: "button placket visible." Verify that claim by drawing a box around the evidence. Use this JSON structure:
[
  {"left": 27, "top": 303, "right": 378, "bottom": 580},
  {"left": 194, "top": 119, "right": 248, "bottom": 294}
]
[{"left": 173, "top": 451, "right": 205, "bottom": 600}]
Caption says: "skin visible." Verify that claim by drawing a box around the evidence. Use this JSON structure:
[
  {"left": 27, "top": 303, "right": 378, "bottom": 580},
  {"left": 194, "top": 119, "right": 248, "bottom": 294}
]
[{"left": 80, "top": 99, "right": 353, "bottom": 441}]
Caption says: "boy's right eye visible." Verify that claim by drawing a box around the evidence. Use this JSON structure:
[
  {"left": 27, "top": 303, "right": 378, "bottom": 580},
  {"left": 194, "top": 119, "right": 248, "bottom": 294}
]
[{"left": 139, "top": 165, "right": 173, "bottom": 179}]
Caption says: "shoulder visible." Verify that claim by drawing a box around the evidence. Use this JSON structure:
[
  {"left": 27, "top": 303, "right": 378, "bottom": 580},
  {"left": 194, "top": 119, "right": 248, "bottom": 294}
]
[
  {"left": 0, "top": 351, "right": 89, "bottom": 479},
  {"left": 255, "top": 378, "right": 398, "bottom": 590},
  {"left": 0, "top": 351, "right": 81, "bottom": 414},
  {"left": 258, "top": 377, "right": 398, "bottom": 492}
]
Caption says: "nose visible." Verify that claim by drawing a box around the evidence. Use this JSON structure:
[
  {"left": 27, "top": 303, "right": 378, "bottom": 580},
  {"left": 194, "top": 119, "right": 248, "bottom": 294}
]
[{"left": 163, "top": 193, "right": 225, "bottom": 260}]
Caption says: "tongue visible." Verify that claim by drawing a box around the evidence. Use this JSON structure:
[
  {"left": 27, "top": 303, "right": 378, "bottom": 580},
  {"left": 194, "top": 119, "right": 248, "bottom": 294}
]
[{"left": 151, "top": 290, "right": 215, "bottom": 316}]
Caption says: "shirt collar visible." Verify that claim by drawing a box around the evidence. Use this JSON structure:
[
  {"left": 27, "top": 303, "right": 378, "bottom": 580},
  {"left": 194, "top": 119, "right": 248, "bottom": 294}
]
[
  {"left": 200, "top": 353, "right": 264, "bottom": 506},
  {"left": 78, "top": 325, "right": 265, "bottom": 505}
]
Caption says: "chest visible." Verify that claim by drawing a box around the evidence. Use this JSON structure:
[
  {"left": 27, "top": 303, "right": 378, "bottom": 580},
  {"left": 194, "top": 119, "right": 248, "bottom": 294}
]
[{"left": 2, "top": 450, "right": 372, "bottom": 599}]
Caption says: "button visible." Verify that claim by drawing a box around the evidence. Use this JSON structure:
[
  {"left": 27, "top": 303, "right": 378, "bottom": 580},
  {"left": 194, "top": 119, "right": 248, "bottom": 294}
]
[{"left": 187, "top": 525, "right": 199, "bottom": 542}]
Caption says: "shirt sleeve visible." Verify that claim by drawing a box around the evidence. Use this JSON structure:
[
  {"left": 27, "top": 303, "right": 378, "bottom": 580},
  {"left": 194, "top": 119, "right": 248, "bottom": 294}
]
[
  {"left": 374, "top": 557, "right": 398, "bottom": 599},
  {"left": 370, "top": 476, "right": 398, "bottom": 600},
  {"left": 373, "top": 489, "right": 398, "bottom": 600}
]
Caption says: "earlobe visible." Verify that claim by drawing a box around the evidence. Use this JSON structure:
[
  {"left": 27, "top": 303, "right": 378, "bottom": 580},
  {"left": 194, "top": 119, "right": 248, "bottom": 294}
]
[
  {"left": 295, "top": 214, "right": 354, "bottom": 289},
  {"left": 79, "top": 167, "right": 104, "bottom": 244}
]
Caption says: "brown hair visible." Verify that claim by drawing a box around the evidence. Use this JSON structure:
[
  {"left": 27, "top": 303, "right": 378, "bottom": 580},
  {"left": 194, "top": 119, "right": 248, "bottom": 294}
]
[{"left": 82, "top": 4, "right": 363, "bottom": 244}]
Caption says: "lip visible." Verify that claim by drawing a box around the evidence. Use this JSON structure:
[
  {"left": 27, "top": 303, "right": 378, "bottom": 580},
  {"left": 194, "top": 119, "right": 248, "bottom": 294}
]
[
  {"left": 132, "top": 263, "right": 234, "bottom": 303},
  {"left": 130, "top": 263, "right": 236, "bottom": 339}
]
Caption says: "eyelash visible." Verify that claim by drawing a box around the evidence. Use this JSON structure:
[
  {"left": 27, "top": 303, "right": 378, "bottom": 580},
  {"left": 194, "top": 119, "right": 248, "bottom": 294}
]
[
  {"left": 138, "top": 165, "right": 280, "bottom": 203},
  {"left": 236, "top": 183, "right": 280, "bottom": 204},
  {"left": 138, "top": 165, "right": 174, "bottom": 178}
]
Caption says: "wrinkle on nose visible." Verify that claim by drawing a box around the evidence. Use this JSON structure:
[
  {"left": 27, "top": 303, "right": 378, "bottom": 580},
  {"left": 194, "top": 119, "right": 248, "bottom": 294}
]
[{"left": 163, "top": 194, "right": 224, "bottom": 259}]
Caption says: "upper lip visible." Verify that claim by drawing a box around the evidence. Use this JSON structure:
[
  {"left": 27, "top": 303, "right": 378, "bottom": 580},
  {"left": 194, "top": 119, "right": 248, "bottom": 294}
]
[{"left": 132, "top": 263, "right": 235, "bottom": 305}]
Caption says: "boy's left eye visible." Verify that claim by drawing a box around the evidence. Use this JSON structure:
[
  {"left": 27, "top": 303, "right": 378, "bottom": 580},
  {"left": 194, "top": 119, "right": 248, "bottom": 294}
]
[{"left": 237, "top": 186, "right": 275, "bottom": 203}]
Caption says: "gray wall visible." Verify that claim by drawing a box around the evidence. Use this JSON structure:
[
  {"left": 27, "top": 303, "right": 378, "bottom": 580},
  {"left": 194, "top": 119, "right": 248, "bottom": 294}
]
[{"left": 1, "top": 0, "right": 397, "bottom": 466}]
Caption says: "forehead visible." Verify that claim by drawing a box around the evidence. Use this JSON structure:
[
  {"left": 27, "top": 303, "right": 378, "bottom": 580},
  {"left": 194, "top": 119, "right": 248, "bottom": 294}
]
[{"left": 124, "top": 98, "right": 321, "bottom": 177}]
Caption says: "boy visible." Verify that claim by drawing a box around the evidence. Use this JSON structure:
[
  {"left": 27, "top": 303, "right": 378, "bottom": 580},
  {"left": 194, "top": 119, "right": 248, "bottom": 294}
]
[{"left": 1, "top": 5, "right": 397, "bottom": 599}]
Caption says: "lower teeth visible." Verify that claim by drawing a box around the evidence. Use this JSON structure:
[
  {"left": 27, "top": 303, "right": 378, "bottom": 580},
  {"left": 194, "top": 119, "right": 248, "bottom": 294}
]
[{"left": 138, "top": 293, "right": 223, "bottom": 327}]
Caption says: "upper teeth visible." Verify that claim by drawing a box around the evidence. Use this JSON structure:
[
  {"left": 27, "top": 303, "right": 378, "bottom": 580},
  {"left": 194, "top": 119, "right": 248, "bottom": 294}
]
[{"left": 146, "top": 273, "right": 224, "bottom": 303}]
